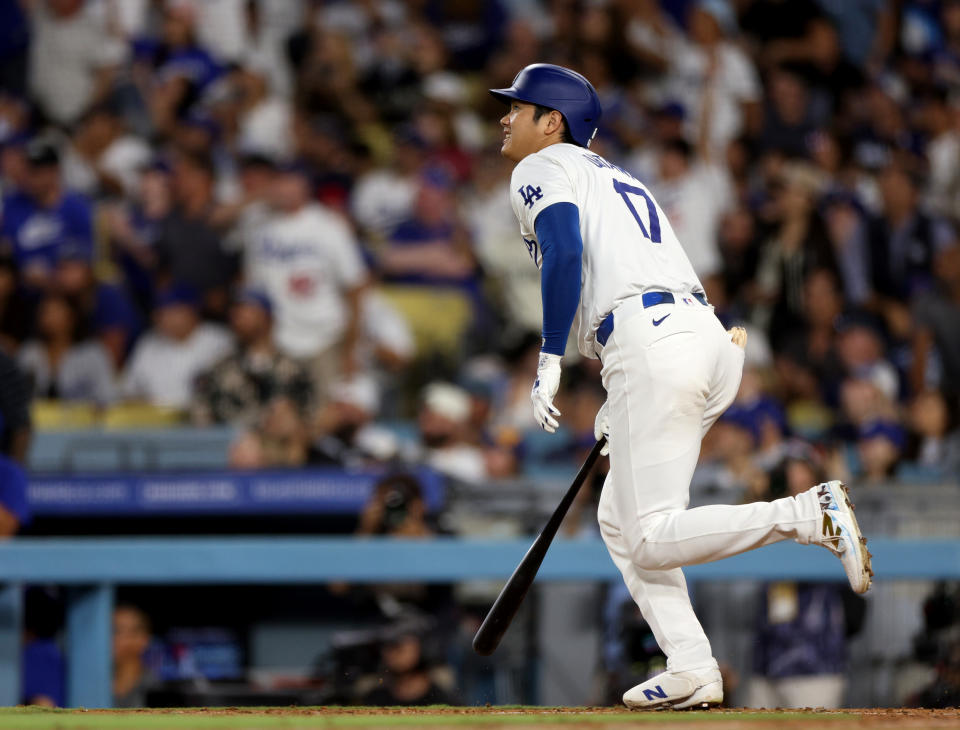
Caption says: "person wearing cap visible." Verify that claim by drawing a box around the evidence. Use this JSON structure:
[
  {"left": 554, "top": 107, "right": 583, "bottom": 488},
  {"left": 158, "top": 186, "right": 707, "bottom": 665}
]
[
  {"left": 120, "top": 283, "right": 232, "bottom": 410},
  {"left": 0, "top": 137, "right": 94, "bottom": 287},
  {"left": 243, "top": 159, "right": 366, "bottom": 403},
  {"left": 417, "top": 382, "right": 487, "bottom": 484},
  {"left": 192, "top": 288, "right": 313, "bottom": 427},
  {"left": 310, "top": 375, "right": 399, "bottom": 468}
]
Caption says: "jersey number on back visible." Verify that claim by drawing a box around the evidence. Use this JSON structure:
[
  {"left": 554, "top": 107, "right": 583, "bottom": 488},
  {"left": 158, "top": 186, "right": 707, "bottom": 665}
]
[{"left": 613, "top": 179, "right": 661, "bottom": 243}]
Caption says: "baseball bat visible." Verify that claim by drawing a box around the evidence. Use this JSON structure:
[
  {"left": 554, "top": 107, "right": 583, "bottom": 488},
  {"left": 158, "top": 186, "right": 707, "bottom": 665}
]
[{"left": 472, "top": 437, "right": 607, "bottom": 656}]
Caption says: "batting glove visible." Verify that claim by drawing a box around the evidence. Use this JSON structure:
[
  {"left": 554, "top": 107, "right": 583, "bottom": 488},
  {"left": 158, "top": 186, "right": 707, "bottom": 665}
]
[
  {"left": 594, "top": 400, "right": 610, "bottom": 456},
  {"left": 531, "top": 352, "right": 562, "bottom": 433}
]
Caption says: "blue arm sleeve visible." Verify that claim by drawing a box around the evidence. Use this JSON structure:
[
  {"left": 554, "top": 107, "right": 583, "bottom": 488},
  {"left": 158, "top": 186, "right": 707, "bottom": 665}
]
[{"left": 534, "top": 202, "right": 583, "bottom": 357}]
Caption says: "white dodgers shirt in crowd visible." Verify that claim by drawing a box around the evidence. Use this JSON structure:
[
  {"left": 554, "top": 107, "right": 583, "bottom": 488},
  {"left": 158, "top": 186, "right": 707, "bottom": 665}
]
[
  {"left": 510, "top": 143, "right": 703, "bottom": 358},
  {"left": 246, "top": 203, "right": 366, "bottom": 358}
]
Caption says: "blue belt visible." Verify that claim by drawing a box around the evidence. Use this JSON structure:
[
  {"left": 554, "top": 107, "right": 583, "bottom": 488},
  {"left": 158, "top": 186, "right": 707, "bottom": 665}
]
[{"left": 596, "top": 291, "right": 707, "bottom": 347}]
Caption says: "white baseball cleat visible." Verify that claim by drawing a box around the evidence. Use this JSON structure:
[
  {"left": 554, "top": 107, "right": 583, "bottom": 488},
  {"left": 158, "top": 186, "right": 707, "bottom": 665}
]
[
  {"left": 812, "top": 480, "right": 874, "bottom": 594},
  {"left": 623, "top": 667, "right": 723, "bottom": 710}
]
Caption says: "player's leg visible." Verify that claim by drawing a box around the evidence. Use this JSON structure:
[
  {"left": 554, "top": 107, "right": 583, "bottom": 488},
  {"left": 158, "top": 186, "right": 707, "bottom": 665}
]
[
  {"left": 601, "top": 312, "right": 822, "bottom": 573},
  {"left": 597, "top": 313, "right": 726, "bottom": 708},
  {"left": 598, "top": 475, "right": 724, "bottom": 709},
  {"left": 597, "top": 476, "right": 716, "bottom": 673}
]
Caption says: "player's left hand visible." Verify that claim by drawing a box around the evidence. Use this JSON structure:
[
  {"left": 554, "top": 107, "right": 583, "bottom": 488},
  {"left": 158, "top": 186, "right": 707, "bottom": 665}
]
[{"left": 531, "top": 352, "right": 562, "bottom": 433}]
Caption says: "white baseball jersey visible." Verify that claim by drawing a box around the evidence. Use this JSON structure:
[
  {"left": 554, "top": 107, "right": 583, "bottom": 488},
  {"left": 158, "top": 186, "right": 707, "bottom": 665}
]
[
  {"left": 245, "top": 203, "right": 366, "bottom": 358},
  {"left": 509, "top": 143, "right": 704, "bottom": 358}
]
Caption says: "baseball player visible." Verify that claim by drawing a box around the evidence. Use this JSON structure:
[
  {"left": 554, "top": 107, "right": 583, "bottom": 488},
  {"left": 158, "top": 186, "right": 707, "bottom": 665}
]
[{"left": 490, "top": 64, "right": 873, "bottom": 710}]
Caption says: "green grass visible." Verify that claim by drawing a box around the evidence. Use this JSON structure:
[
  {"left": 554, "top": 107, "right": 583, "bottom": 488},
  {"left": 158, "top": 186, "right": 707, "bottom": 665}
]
[{"left": 0, "top": 707, "right": 858, "bottom": 730}]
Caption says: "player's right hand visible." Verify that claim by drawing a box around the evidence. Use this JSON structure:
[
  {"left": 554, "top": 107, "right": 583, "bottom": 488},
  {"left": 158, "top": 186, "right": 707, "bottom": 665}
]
[
  {"left": 531, "top": 352, "right": 562, "bottom": 433},
  {"left": 594, "top": 400, "right": 610, "bottom": 455}
]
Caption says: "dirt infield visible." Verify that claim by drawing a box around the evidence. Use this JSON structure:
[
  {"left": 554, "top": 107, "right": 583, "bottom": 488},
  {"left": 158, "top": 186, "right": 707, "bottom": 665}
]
[{"left": 2, "top": 706, "right": 958, "bottom": 730}]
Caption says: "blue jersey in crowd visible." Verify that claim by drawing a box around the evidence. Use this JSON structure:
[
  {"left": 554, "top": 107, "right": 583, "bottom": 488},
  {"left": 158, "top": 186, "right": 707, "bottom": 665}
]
[{"left": 1, "top": 191, "right": 93, "bottom": 272}]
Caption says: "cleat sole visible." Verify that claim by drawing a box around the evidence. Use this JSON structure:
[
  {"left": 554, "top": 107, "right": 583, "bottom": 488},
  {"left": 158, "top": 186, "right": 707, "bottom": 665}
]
[{"left": 839, "top": 482, "right": 873, "bottom": 592}]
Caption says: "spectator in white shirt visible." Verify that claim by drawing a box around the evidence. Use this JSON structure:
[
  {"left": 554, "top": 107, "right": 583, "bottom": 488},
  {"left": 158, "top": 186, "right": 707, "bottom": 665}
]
[
  {"left": 26, "top": 0, "right": 128, "bottom": 127},
  {"left": 121, "top": 284, "right": 232, "bottom": 410},
  {"left": 244, "top": 162, "right": 366, "bottom": 402},
  {"left": 649, "top": 138, "right": 732, "bottom": 303},
  {"left": 662, "top": 0, "right": 761, "bottom": 155}
]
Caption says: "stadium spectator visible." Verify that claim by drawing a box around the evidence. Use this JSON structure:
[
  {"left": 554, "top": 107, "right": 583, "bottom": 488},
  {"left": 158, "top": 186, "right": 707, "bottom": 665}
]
[
  {"left": 227, "top": 62, "right": 294, "bottom": 162},
  {"left": 146, "top": 3, "right": 223, "bottom": 139},
  {"left": 753, "top": 163, "right": 837, "bottom": 343},
  {"left": 350, "top": 131, "right": 422, "bottom": 243},
  {"left": 61, "top": 102, "right": 151, "bottom": 198},
  {"left": 192, "top": 288, "right": 312, "bottom": 428},
  {"left": 104, "top": 159, "right": 173, "bottom": 318},
  {"left": 648, "top": 136, "right": 731, "bottom": 303},
  {"left": 243, "top": 161, "right": 365, "bottom": 400},
  {"left": 228, "top": 395, "right": 311, "bottom": 469},
  {"left": 154, "top": 150, "right": 238, "bottom": 319},
  {"left": 21, "top": 588, "right": 65, "bottom": 707},
  {"left": 360, "top": 627, "right": 457, "bottom": 706},
  {"left": 822, "top": 194, "right": 872, "bottom": 308},
  {"left": 912, "top": 242, "right": 960, "bottom": 395},
  {"left": 464, "top": 150, "right": 542, "bottom": 342},
  {"left": 748, "top": 449, "right": 866, "bottom": 709},
  {"left": 662, "top": 0, "right": 761, "bottom": 154},
  {"left": 18, "top": 292, "right": 116, "bottom": 405},
  {"left": 121, "top": 284, "right": 232, "bottom": 410},
  {"left": 356, "top": 474, "right": 433, "bottom": 539},
  {"left": 0, "top": 137, "right": 93, "bottom": 289},
  {"left": 25, "top": 0, "right": 128, "bottom": 127},
  {"left": 113, "top": 604, "right": 157, "bottom": 708},
  {"left": 917, "top": 88, "right": 960, "bottom": 219},
  {"left": 417, "top": 382, "right": 487, "bottom": 484},
  {"left": 867, "top": 164, "right": 955, "bottom": 336},
  {"left": 52, "top": 246, "right": 140, "bottom": 368},
  {"left": 310, "top": 376, "right": 399, "bottom": 468},
  {"left": 905, "top": 389, "right": 960, "bottom": 478},
  {"left": 380, "top": 169, "right": 479, "bottom": 288}
]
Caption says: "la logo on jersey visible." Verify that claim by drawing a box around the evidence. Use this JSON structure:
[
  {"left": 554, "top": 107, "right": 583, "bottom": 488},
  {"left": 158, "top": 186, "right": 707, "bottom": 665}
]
[{"left": 518, "top": 184, "right": 543, "bottom": 208}]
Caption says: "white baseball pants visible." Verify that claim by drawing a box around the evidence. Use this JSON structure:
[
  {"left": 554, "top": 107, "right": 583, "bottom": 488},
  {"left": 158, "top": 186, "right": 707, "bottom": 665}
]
[{"left": 596, "top": 296, "right": 822, "bottom": 673}]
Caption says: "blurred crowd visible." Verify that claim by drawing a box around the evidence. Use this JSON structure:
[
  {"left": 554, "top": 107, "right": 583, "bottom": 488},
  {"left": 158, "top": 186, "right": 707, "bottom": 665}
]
[
  {"left": 4, "top": 0, "right": 960, "bottom": 709},
  {"left": 0, "top": 0, "right": 959, "bottom": 502}
]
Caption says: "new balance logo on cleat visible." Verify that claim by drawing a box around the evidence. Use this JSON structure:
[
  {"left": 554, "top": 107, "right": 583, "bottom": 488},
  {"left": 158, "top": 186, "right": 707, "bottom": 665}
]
[
  {"left": 817, "top": 484, "right": 832, "bottom": 507},
  {"left": 643, "top": 686, "right": 667, "bottom": 701},
  {"left": 822, "top": 513, "right": 839, "bottom": 538}
]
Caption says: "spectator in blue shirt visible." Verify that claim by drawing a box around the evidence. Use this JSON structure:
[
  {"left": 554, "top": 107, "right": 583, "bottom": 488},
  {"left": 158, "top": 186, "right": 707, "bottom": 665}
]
[{"left": 0, "top": 138, "right": 93, "bottom": 289}]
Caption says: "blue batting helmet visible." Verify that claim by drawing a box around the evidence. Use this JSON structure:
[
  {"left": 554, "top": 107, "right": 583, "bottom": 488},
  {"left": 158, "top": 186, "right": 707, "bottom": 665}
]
[{"left": 489, "top": 64, "right": 602, "bottom": 148}]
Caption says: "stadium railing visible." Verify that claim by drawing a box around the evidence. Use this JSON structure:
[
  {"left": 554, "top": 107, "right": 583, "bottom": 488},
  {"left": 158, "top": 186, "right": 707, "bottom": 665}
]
[{"left": 0, "top": 535, "right": 958, "bottom": 708}]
